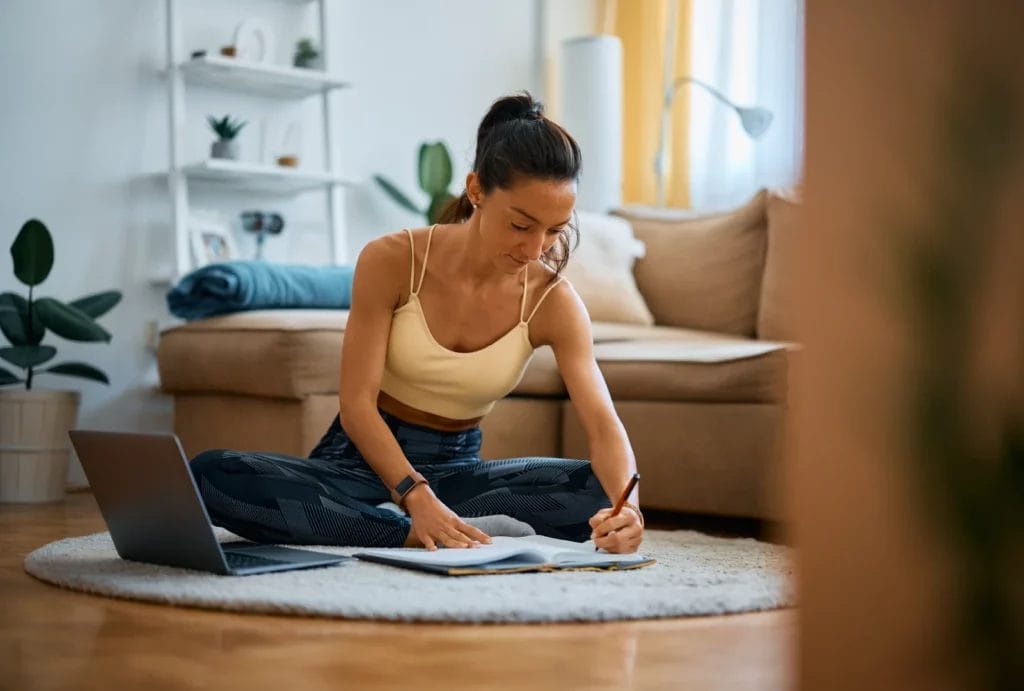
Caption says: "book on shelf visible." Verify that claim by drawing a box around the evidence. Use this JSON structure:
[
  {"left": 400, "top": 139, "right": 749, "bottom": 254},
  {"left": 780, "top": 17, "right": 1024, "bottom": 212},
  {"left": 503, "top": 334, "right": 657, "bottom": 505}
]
[{"left": 354, "top": 534, "right": 655, "bottom": 576}]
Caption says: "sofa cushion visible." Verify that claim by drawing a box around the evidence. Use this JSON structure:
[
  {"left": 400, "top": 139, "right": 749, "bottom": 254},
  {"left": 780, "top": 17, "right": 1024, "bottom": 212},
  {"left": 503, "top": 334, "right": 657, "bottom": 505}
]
[
  {"left": 613, "top": 189, "right": 768, "bottom": 336},
  {"left": 591, "top": 321, "right": 747, "bottom": 343},
  {"left": 592, "top": 337, "right": 789, "bottom": 404},
  {"left": 158, "top": 309, "right": 349, "bottom": 399},
  {"left": 562, "top": 212, "right": 655, "bottom": 325},
  {"left": 758, "top": 189, "right": 801, "bottom": 340}
]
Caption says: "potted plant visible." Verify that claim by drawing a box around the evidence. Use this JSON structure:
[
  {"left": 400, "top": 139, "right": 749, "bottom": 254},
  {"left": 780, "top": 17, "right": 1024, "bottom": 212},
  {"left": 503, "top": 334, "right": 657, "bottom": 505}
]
[
  {"left": 0, "top": 219, "right": 121, "bottom": 503},
  {"left": 373, "top": 141, "right": 457, "bottom": 224},
  {"left": 207, "top": 114, "right": 247, "bottom": 160},
  {"left": 293, "top": 38, "right": 320, "bottom": 69}
]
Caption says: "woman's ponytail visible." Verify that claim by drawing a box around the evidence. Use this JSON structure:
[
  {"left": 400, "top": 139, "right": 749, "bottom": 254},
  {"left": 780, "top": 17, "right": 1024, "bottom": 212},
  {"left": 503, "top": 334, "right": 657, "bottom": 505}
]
[{"left": 436, "top": 191, "right": 474, "bottom": 224}]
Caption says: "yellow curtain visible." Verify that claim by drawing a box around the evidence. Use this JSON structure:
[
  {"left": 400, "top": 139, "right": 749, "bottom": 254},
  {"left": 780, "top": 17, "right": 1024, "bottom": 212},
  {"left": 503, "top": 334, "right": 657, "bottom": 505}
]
[{"left": 601, "top": 0, "right": 692, "bottom": 207}]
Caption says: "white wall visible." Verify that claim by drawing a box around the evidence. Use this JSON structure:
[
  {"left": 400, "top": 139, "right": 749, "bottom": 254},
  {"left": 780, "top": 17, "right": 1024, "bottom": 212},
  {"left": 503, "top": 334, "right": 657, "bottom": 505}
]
[{"left": 0, "top": 0, "right": 585, "bottom": 486}]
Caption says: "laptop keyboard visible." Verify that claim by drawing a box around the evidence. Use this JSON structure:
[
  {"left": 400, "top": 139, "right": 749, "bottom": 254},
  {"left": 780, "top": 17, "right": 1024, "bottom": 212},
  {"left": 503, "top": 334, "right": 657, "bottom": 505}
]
[{"left": 225, "top": 551, "right": 288, "bottom": 570}]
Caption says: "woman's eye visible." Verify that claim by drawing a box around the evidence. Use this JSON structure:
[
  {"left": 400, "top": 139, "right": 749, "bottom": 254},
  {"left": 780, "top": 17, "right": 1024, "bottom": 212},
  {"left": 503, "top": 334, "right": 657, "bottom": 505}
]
[
  {"left": 511, "top": 223, "right": 529, "bottom": 231},
  {"left": 548, "top": 227, "right": 566, "bottom": 235}
]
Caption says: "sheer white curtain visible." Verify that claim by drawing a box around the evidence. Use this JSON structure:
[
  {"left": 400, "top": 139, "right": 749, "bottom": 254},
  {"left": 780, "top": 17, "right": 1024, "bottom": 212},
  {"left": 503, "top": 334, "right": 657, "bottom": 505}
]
[{"left": 687, "top": 0, "right": 805, "bottom": 210}]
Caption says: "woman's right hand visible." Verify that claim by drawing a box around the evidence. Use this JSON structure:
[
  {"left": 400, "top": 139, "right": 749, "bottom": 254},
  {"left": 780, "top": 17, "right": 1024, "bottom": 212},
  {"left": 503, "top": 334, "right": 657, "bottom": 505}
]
[{"left": 403, "top": 486, "right": 492, "bottom": 550}]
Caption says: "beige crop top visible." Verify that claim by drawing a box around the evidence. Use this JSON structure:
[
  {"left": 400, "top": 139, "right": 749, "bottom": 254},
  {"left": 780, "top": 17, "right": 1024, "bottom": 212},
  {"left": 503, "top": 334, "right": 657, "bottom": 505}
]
[{"left": 378, "top": 225, "right": 564, "bottom": 420}]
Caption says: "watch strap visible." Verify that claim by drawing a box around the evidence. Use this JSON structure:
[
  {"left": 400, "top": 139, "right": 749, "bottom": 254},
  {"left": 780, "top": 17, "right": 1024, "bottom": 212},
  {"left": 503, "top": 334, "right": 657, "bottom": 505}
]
[{"left": 393, "top": 471, "right": 428, "bottom": 507}]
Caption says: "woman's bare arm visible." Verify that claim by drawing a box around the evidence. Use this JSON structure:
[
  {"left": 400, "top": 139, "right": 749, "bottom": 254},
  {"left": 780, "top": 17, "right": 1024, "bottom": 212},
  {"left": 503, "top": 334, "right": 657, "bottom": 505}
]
[
  {"left": 336, "top": 234, "right": 418, "bottom": 492},
  {"left": 530, "top": 278, "right": 643, "bottom": 552}
]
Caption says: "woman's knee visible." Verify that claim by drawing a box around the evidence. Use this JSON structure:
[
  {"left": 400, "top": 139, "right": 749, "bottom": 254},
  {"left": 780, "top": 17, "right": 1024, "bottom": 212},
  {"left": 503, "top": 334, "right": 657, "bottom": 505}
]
[{"left": 188, "top": 449, "right": 232, "bottom": 481}]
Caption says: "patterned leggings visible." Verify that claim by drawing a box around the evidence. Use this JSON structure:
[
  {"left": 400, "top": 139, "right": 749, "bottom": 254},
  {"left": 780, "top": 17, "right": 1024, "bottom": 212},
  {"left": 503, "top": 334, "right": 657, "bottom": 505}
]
[{"left": 188, "top": 410, "right": 611, "bottom": 548}]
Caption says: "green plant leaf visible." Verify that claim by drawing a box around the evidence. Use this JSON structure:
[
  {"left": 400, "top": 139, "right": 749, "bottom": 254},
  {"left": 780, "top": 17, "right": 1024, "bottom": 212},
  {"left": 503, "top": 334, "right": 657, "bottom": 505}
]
[
  {"left": 0, "top": 345, "right": 56, "bottom": 368},
  {"left": 39, "top": 361, "right": 109, "bottom": 385},
  {"left": 0, "top": 365, "right": 23, "bottom": 385},
  {"left": 0, "top": 292, "right": 45, "bottom": 346},
  {"left": 427, "top": 193, "right": 456, "bottom": 225},
  {"left": 418, "top": 142, "right": 453, "bottom": 196},
  {"left": 69, "top": 291, "right": 122, "bottom": 319},
  {"left": 207, "top": 115, "right": 245, "bottom": 140},
  {"left": 372, "top": 175, "right": 423, "bottom": 215},
  {"left": 34, "top": 298, "right": 111, "bottom": 342},
  {"left": 10, "top": 219, "right": 54, "bottom": 287}
]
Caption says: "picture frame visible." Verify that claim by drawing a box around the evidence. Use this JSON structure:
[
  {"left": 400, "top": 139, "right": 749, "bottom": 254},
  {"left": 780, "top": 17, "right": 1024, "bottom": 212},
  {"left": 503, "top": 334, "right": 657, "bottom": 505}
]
[{"left": 189, "top": 214, "right": 239, "bottom": 267}]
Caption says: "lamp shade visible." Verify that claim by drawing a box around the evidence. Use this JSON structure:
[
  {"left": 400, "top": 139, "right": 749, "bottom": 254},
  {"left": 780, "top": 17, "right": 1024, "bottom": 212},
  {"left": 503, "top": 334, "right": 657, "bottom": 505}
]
[{"left": 560, "top": 35, "right": 623, "bottom": 213}]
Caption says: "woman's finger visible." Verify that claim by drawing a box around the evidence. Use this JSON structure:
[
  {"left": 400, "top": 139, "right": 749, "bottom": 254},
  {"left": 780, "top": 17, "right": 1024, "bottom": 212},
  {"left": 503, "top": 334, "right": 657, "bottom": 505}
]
[
  {"left": 594, "top": 514, "right": 635, "bottom": 538},
  {"left": 435, "top": 532, "right": 457, "bottom": 549},
  {"left": 422, "top": 534, "right": 438, "bottom": 551},
  {"left": 458, "top": 520, "right": 492, "bottom": 545},
  {"left": 589, "top": 509, "right": 613, "bottom": 527},
  {"left": 441, "top": 526, "right": 474, "bottom": 548}
]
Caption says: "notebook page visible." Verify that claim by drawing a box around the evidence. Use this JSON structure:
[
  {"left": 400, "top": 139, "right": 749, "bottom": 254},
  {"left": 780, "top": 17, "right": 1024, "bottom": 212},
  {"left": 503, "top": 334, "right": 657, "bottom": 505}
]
[
  {"left": 356, "top": 540, "right": 548, "bottom": 568},
  {"left": 498, "top": 535, "right": 651, "bottom": 566}
]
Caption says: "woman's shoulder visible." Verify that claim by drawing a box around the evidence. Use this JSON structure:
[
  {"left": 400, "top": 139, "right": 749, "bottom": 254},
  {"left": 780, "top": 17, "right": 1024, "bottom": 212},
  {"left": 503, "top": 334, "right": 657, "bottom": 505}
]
[
  {"left": 526, "top": 262, "right": 579, "bottom": 317},
  {"left": 358, "top": 226, "right": 431, "bottom": 264},
  {"left": 529, "top": 261, "right": 571, "bottom": 293}
]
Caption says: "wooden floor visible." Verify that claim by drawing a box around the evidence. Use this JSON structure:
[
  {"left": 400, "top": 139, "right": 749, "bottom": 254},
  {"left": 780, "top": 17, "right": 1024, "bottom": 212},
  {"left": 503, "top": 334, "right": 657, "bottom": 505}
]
[{"left": 0, "top": 492, "right": 794, "bottom": 691}]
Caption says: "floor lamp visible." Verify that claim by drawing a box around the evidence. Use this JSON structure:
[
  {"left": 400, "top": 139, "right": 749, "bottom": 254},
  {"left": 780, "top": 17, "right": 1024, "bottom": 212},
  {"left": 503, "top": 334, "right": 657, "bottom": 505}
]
[
  {"left": 653, "top": 0, "right": 773, "bottom": 207},
  {"left": 560, "top": 35, "right": 623, "bottom": 213},
  {"left": 654, "top": 76, "right": 773, "bottom": 207}
]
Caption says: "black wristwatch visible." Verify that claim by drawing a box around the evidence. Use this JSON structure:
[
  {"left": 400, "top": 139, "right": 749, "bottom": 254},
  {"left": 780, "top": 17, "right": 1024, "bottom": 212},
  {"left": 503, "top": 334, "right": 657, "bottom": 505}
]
[{"left": 393, "top": 471, "right": 428, "bottom": 507}]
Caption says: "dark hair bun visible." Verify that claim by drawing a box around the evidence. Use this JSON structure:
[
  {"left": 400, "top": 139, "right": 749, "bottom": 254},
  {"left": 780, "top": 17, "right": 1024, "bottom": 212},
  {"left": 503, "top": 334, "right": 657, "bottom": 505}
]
[{"left": 477, "top": 92, "right": 544, "bottom": 143}]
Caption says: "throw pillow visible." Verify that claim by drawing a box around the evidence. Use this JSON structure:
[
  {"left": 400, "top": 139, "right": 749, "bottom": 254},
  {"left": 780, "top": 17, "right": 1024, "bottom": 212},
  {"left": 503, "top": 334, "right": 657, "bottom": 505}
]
[
  {"left": 757, "top": 188, "right": 802, "bottom": 340},
  {"left": 613, "top": 189, "right": 769, "bottom": 336},
  {"left": 562, "top": 212, "right": 655, "bottom": 325}
]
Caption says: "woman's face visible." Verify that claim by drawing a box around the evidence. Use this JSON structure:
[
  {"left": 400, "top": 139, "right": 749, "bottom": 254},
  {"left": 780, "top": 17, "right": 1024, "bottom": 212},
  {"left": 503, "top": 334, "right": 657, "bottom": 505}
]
[{"left": 470, "top": 175, "right": 577, "bottom": 274}]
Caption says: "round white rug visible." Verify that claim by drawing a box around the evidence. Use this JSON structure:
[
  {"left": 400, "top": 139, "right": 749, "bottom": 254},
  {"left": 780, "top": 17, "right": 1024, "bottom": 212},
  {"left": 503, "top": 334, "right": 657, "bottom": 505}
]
[{"left": 24, "top": 529, "right": 794, "bottom": 623}]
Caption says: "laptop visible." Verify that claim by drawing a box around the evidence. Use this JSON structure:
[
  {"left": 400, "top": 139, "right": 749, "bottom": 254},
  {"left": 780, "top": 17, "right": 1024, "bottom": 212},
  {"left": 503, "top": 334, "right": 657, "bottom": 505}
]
[{"left": 69, "top": 430, "right": 352, "bottom": 576}]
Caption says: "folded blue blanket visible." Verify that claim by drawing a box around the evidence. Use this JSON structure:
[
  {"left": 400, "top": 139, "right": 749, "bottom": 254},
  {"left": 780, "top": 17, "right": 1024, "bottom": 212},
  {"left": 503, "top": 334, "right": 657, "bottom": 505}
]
[{"left": 167, "top": 261, "right": 354, "bottom": 320}]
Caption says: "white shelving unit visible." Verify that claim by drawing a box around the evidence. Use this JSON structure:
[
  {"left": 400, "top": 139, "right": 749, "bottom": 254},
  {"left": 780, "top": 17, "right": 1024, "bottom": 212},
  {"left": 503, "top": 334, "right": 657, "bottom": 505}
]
[
  {"left": 163, "top": 0, "right": 350, "bottom": 281},
  {"left": 181, "top": 159, "right": 347, "bottom": 194},
  {"left": 179, "top": 54, "right": 351, "bottom": 98}
]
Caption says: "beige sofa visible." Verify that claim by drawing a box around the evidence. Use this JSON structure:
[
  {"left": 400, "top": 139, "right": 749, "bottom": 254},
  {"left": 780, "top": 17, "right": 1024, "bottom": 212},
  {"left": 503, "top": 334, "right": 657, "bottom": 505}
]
[{"left": 157, "top": 189, "right": 799, "bottom": 520}]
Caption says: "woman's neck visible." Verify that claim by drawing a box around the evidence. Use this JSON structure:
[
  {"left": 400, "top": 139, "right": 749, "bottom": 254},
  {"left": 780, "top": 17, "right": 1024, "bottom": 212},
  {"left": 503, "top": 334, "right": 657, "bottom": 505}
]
[{"left": 449, "top": 218, "right": 524, "bottom": 289}]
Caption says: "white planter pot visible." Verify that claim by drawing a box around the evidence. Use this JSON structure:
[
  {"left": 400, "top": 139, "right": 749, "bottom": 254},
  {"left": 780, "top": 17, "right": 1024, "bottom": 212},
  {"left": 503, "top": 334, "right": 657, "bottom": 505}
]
[
  {"left": 210, "top": 139, "right": 239, "bottom": 160},
  {"left": 0, "top": 389, "right": 80, "bottom": 503}
]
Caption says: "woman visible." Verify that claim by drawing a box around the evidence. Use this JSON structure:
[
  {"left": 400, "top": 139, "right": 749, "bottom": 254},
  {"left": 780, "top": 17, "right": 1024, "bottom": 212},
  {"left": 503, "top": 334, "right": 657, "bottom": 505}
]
[{"left": 190, "top": 93, "right": 644, "bottom": 554}]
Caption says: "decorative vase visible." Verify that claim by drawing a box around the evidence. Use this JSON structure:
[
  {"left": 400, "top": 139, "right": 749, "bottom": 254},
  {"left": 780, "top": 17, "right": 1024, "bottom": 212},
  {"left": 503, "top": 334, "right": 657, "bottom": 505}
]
[
  {"left": 211, "top": 139, "right": 239, "bottom": 160},
  {"left": 0, "top": 389, "right": 80, "bottom": 503}
]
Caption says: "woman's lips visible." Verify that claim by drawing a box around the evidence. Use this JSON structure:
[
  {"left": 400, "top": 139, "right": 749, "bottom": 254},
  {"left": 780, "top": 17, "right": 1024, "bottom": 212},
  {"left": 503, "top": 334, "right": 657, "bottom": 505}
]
[{"left": 508, "top": 255, "right": 529, "bottom": 265}]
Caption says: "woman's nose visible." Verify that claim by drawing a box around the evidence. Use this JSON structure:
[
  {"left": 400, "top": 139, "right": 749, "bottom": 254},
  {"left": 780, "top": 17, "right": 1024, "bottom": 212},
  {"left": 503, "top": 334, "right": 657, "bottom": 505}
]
[{"left": 521, "top": 235, "right": 545, "bottom": 260}]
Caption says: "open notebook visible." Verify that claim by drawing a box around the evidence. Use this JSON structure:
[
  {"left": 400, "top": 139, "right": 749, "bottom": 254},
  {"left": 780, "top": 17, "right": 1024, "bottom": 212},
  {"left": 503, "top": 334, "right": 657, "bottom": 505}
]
[{"left": 354, "top": 534, "right": 656, "bottom": 576}]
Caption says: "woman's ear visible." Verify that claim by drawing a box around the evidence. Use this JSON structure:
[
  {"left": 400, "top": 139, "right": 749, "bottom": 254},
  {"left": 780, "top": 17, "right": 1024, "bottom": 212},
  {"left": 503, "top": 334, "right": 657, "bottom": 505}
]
[{"left": 465, "top": 171, "right": 482, "bottom": 205}]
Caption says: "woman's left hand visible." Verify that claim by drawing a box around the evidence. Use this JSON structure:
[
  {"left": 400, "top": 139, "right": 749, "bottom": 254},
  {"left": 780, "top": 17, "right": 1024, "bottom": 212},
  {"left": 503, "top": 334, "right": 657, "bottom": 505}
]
[{"left": 588, "top": 506, "right": 644, "bottom": 553}]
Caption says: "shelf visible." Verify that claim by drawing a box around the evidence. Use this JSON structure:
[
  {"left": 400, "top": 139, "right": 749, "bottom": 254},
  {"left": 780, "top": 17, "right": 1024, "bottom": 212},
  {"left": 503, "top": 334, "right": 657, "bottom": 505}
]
[
  {"left": 180, "top": 159, "right": 350, "bottom": 194},
  {"left": 179, "top": 54, "right": 350, "bottom": 99}
]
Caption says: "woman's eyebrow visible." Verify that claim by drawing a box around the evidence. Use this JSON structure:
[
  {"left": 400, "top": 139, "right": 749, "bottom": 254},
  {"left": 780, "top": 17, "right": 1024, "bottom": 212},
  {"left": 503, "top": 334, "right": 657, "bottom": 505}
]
[{"left": 511, "top": 206, "right": 572, "bottom": 227}]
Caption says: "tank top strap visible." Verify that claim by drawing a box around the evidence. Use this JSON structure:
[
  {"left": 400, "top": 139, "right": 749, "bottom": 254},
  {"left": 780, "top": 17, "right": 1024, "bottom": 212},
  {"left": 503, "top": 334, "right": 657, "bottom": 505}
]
[
  {"left": 412, "top": 224, "right": 436, "bottom": 295},
  {"left": 525, "top": 274, "right": 566, "bottom": 324},
  {"left": 402, "top": 228, "right": 415, "bottom": 294},
  {"left": 518, "top": 263, "right": 530, "bottom": 322}
]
